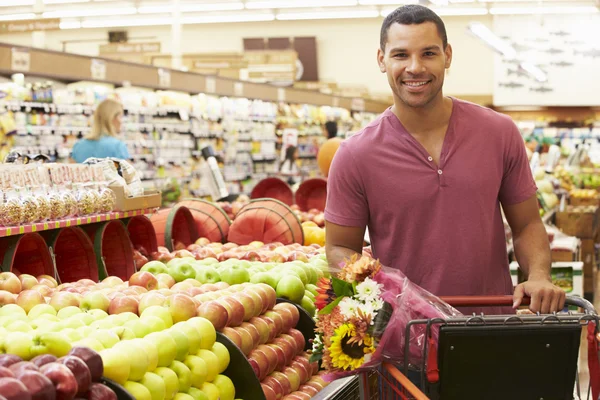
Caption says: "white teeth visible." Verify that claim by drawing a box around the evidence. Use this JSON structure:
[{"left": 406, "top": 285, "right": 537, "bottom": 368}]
[{"left": 404, "top": 81, "right": 428, "bottom": 87}]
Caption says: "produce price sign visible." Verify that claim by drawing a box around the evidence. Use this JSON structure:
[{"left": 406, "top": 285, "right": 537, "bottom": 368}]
[{"left": 0, "top": 208, "right": 157, "bottom": 238}]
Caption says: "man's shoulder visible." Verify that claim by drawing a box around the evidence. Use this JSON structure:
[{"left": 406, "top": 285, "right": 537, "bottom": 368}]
[
  {"left": 454, "top": 97, "right": 514, "bottom": 128},
  {"left": 342, "top": 110, "right": 391, "bottom": 150}
]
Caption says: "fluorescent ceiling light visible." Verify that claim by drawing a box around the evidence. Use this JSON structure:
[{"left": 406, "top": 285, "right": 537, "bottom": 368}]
[
  {"left": 247, "top": 0, "right": 357, "bottom": 9},
  {"left": 82, "top": 17, "right": 171, "bottom": 28},
  {"left": 490, "top": 6, "right": 599, "bottom": 15},
  {"left": 0, "top": 0, "right": 34, "bottom": 6},
  {"left": 43, "top": 6, "right": 136, "bottom": 18},
  {"left": 183, "top": 13, "right": 275, "bottom": 23},
  {"left": 467, "top": 22, "right": 516, "bottom": 58},
  {"left": 359, "top": 0, "right": 417, "bottom": 4},
  {"left": 0, "top": 13, "right": 36, "bottom": 21},
  {"left": 138, "top": 2, "right": 244, "bottom": 14},
  {"left": 60, "top": 21, "right": 82, "bottom": 29},
  {"left": 44, "top": 0, "right": 90, "bottom": 4},
  {"left": 520, "top": 62, "right": 547, "bottom": 83},
  {"left": 431, "top": 7, "right": 487, "bottom": 15},
  {"left": 428, "top": 0, "right": 448, "bottom": 5},
  {"left": 277, "top": 9, "right": 379, "bottom": 20}
]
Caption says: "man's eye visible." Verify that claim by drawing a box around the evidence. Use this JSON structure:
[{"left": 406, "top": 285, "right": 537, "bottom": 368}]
[
  {"left": 424, "top": 52, "right": 436, "bottom": 56},
  {"left": 394, "top": 53, "right": 407, "bottom": 58}
]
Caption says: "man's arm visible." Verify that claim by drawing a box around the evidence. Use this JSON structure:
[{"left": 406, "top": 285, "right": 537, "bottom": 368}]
[
  {"left": 503, "top": 195, "right": 565, "bottom": 313},
  {"left": 325, "top": 221, "right": 366, "bottom": 271}
]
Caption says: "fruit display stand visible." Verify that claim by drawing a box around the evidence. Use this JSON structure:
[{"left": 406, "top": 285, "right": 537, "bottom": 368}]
[
  {"left": 150, "top": 205, "right": 199, "bottom": 251},
  {"left": 83, "top": 220, "right": 136, "bottom": 282},
  {"left": 276, "top": 298, "right": 316, "bottom": 352},
  {"left": 177, "top": 199, "right": 232, "bottom": 244},
  {"left": 0, "top": 232, "right": 54, "bottom": 276},
  {"left": 101, "top": 378, "right": 135, "bottom": 400},
  {"left": 42, "top": 226, "right": 99, "bottom": 283},
  {"left": 295, "top": 178, "right": 327, "bottom": 213},
  {"left": 125, "top": 215, "right": 159, "bottom": 256},
  {"left": 251, "top": 177, "right": 295, "bottom": 206}
]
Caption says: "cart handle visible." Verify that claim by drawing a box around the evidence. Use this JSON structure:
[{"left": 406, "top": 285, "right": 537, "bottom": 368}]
[{"left": 439, "top": 295, "right": 596, "bottom": 314}]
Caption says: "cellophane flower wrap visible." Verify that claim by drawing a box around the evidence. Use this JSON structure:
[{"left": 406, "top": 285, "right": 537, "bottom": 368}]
[{"left": 310, "top": 253, "right": 462, "bottom": 381}]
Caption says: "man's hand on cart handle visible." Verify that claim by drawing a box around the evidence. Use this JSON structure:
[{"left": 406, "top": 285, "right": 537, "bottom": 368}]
[{"left": 512, "top": 277, "right": 566, "bottom": 314}]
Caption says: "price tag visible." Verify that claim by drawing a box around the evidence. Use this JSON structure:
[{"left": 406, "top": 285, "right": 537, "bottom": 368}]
[
  {"left": 277, "top": 88, "right": 286, "bottom": 102},
  {"left": 234, "top": 82, "right": 244, "bottom": 97},
  {"left": 11, "top": 48, "right": 30, "bottom": 72},
  {"left": 158, "top": 68, "right": 171, "bottom": 88},
  {"left": 91, "top": 59, "right": 106, "bottom": 81},
  {"left": 205, "top": 77, "right": 216, "bottom": 94}
]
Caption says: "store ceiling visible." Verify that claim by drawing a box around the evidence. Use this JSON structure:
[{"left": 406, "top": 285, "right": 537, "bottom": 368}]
[{"left": 0, "top": 0, "right": 597, "bottom": 29}]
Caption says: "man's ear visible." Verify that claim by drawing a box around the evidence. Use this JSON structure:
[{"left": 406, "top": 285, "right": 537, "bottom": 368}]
[
  {"left": 377, "top": 48, "right": 386, "bottom": 73},
  {"left": 444, "top": 43, "right": 453, "bottom": 69}
]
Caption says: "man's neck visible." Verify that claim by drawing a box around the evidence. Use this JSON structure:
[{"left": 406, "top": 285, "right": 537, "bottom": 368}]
[{"left": 391, "top": 95, "right": 453, "bottom": 135}]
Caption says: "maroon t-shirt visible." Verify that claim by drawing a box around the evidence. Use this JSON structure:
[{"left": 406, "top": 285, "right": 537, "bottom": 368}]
[{"left": 325, "top": 98, "right": 537, "bottom": 314}]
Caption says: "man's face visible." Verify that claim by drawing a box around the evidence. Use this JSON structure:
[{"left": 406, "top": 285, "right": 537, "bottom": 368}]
[{"left": 377, "top": 22, "right": 452, "bottom": 109}]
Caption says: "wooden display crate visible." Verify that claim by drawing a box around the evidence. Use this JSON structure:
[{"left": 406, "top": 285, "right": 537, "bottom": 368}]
[
  {"left": 555, "top": 206, "right": 599, "bottom": 239},
  {"left": 110, "top": 186, "right": 162, "bottom": 212}
]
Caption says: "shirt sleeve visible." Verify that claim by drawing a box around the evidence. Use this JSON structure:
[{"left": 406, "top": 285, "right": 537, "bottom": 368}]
[
  {"left": 117, "top": 141, "right": 131, "bottom": 160},
  {"left": 498, "top": 122, "right": 538, "bottom": 205},
  {"left": 324, "top": 142, "right": 369, "bottom": 227}
]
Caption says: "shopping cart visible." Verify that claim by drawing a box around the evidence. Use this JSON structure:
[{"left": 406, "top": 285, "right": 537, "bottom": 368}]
[{"left": 358, "top": 295, "right": 600, "bottom": 400}]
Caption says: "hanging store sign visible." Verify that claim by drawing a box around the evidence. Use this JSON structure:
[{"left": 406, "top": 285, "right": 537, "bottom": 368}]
[
  {"left": 11, "top": 48, "right": 30, "bottom": 72},
  {"left": 99, "top": 42, "right": 161, "bottom": 55},
  {"left": 90, "top": 59, "right": 106, "bottom": 81},
  {"left": 0, "top": 19, "right": 60, "bottom": 34},
  {"left": 158, "top": 68, "right": 171, "bottom": 88}
]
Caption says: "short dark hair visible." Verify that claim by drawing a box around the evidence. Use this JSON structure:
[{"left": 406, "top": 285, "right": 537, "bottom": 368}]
[{"left": 380, "top": 5, "right": 448, "bottom": 51}]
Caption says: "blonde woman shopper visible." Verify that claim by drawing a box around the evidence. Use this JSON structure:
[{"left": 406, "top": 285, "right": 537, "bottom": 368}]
[{"left": 71, "top": 99, "right": 130, "bottom": 163}]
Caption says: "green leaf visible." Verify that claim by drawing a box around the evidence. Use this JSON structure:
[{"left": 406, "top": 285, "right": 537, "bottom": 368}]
[
  {"left": 309, "top": 352, "right": 322, "bottom": 363},
  {"left": 318, "top": 296, "right": 344, "bottom": 315},
  {"left": 332, "top": 277, "right": 354, "bottom": 297}
]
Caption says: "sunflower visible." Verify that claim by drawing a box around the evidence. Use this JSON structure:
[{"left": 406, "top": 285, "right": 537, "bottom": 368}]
[
  {"left": 328, "top": 323, "right": 376, "bottom": 371},
  {"left": 316, "top": 277, "right": 335, "bottom": 310}
]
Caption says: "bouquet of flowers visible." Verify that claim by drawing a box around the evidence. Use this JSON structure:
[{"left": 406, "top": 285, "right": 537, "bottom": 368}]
[{"left": 310, "top": 254, "right": 461, "bottom": 380}]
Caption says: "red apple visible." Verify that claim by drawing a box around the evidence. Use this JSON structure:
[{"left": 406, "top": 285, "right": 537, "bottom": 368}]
[
  {"left": 195, "top": 237, "right": 211, "bottom": 247},
  {"left": 58, "top": 356, "right": 91, "bottom": 395},
  {"left": 233, "top": 326, "right": 254, "bottom": 356},
  {"left": 18, "top": 371, "right": 55, "bottom": 400},
  {"left": 286, "top": 251, "right": 309, "bottom": 263},
  {"left": 0, "top": 355, "right": 22, "bottom": 368},
  {"left": 254, "top": 346, "right": 278, "bottom": 376},
  {"left": 30, "top": 285, "right": 53, "bottom": 298},
  {"left": 248, "top": 317, "right": 270, "bottom": 345},
  {"left": 170, "top": 281, "right": 194, "bottom": 293},
  {"left": 164, "top": 293, "right": 197, "bottom": 324},
  {"left": 155, "top": 273, "right": 175, "bottom": 288},
  {"left": 30, "top": 355, "right": 58, "bottom": 369},
  {"left": 158, "top": 246, "right": 170, "bottom": 254},
  {"left": 257, "top": 316, "right": 278, "bottom": 342},
  {"left": 298, "top": 385, "right": 319, "bottom": 396},
  {"left": 214, "top": 282, "right": 230, "bottom": 291},
  {"left": 137, "top": 292, "right": 166, "bottom": 314},
  {"left": 273, "top": 307, "right": 294, "bottom": 333},
  {"left": 0, "top": 377, "right": 29, "bottom": 400},
  {"left": 254, "top": 284, "right": 276, "bottom": 312},
  {"left": 49, "top": 292, "right": 81, "bottom": 311},
  {"left": 40, "top": 362, "right": 78, "bottom": 399},
  {"left": 68, "top": 347, "right": 103, "bottom": 383},
  {"left": 274, "top": 303, "right": 300, "bottom": 329},
  {"left": 187, "top": 244, "right": 202, "bottom": 252},
  {"left": 216, "top": 296, "right": 245, "bottom": 328},
  {"left": 289, "top": 361, "right": 310, "bottom": 385},
  {"left": 88, "top": 382, "right": 117, "bottom": 400},
  {"left": 278, "top": 334, "right": 300, "bottom": 356},
  {"left": 249, "top": 348, "right": 271, "bottom": 379},
  {"left": 232, "top": 292, "right": 259, "bottom": 322},
  {"left": 128, "top": 272, "right": 157, "bottom": 291},
  {"left": 261, "top": 383, "right": 278, "bottom": 400},
  {"left": 15, "top": 290, "right": 45, "bottom": 314},
  {"left": 268, "top": 343, "right": 287, "bottom": 372},
  {"left": 9, "top": 361, "right": 39, "bottom": 378},
  {"left": 222, "top": 242, "right": 238, "bottom": 251},
  {"left": 156, "top": 253, "right": 174, "bottom": 263},
  {"left": 37, "top": 275, "right": 58, "bottom": 289},
  {"left": 285, "top": 392, "right": 311, "bottom": 400},
  {"left": 287, "top": 330, "right": 306, "bottom": 355},
  {"left": 0, "top": 366, "right": 14, "bottom": 378},
  {"left": 222, "top": 327, "right": 243, "bottom": 349},
  {"left": 100, "top": 276, "right": 124, "bottom": 288},
  {"left": 271, "top": 339, "right": 295, "bottom": 368},
  {"left": 18, "top": 274, "right": 38, "bottom": 290},
  {"left": 268, "top": 371, "right": 292, "bottom": 397},
  {"left": 186, "top": 287, "right": 205, "bottom": 296},
  {"left": 241, "top": 289, "right": 264, "bottom": 318},
  {"left": 173, "top": 249, "right": 194, "bottom": 259},
  {"left": 196, "top": 301, "right": 228, "bottom": 331},
  {"left": 239, "top": 322, "right": 261, "bottom": 349},
  {"left": 106, "top": 291, "right": 125, "bottom": 301},
  {"left": 0, "top": 272, "right": 21, "bottom": 294},
  {"left": 108, "top": 296, "right": 139, "bottom": 315},
  {"left": 200, "top": 283, "right": 220, "bottom": 292},
  {"left": 263, "top": 311, "right": 284, "bottom": 338},
  {"left": 262, "top": 377, "right": 285, "bottom": 400},
  {"left": 0, "top": 290, "right": 16, "bottom": 306},
  {"left": 282, "top": 366, "right": 301, "bottom": 392}
]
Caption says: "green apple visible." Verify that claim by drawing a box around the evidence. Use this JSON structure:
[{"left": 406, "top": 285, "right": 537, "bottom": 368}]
[
  {"left": 301, "top": 264, "right": 318, "bottom": 285},
  {"left": 80, "top": 291, "right": 110, "bottom": 312},
  {"left": 211, "top": 342, "right": 230, "bottom": 374},
  {"left": 68, "top": 312, "right": 95, "bottom": 326},
  {"left": 58, "top": 318, "right": 86, "bottom": 330},
  {"left": 183, "top": 355, "right": 208, "bottom": 389},
  {"left": 101, "top": 348, "right": 130, "bottom": 385},
  {"left": 140, "top": 315, "right": 167, "bottom": 332},
  {"left": 235, "top": 260, "right": 251, "bottom": 269},
  {"left": 90, "top": 329, "right": 120, "bottom": 349},
  {"left": 186, "top": 387, "right": 209, "bottom": 400},
  {"left": 56, "top": 306, "right": 83, "bottom": 319},
  {"left": 141, "top": 261, "right": 168, "bottom": 275},
  {"left": 115, "top": 312, "right": 139, "bottom": 324},
  {"left": 6, "top": 320, "right": 33, "bottom": 333},
  {"left": 219, "top": 265, "right": 249, "bottom": 285},
  {"left": 196, "top": 349, "right": 219, "bottom": 382},
  {"left": 29, "top": 319, "right": 57, "bottom": 332},
  {"left": 28, "top": 303, "right": 58, "bottom": 319},
  {"left": 285, "top": 264, "right": 308, "bottom": 285},
  {"left": 141, "top": 305, "right": 173, "bottom": 328},
  {"left": 144, "top": 332, "right": 177, "bottom": 367},
  {"left": 154, "top": 367, "right": 179, "bottom": 400},
  {"left": 169, "top": 360, "right": 192, "bottom": 393},
  {"left": 76, "top": 326, "right": 94, "bottom": 338},
  {"left": 30, "top": 332, "right": 71, "bottom": 358},
  {"left": 110, "top": 326, "right": 137, "bottom": 341},
  {"left": 173, "top": 321, "right": 202, "bottom": 355},
  {"left": 186, "top": 317, "right": 216, "bottom": 350},
  {"left": 195, "top": 267, "right": 221, "bottom": 284},
  {"left": 73, "top": 337, "right": 104, "bottom": 352},
  {"left": 304, "top": 290, "right": 315, "bottom": 302},
  {"left": 212, "top": 374, "right": 235, "bottom": 400},
  {"left": 276, "top": 276, "right": 305, "bottom": 303},
  {"left": 124, "top": 381, "right": 152, "bottom": 400},
  {"left": 124, "top": 319, "right": 153, "bottom": 338},
  {"left": 62, "top": 328, "right": 83, "bottom": 342},
  {"left": 305, "top": 284, "right": 318, "bottom": 297},
  {"left": 195, "top": 257, "right": 218, "bottom": 266},
  {"left": 249, "top": 272, "right": 279, "bottom": 289},
  {"left": 167, "top": 261, "right": 197, "bottom": 283},
  {"left": 90, "top": 318, "right": 116, "bottom": 331},
  {"left": 87, "top": 309, "right": 109, "bottom": 321},
  {"left": 139, "top": 372, "right": 166, "bottom": 400},
  {"left": 131, "top": 338, "right": 159, "bottom": 372},
  {"left": 113, "top": 340, "right": 149, "bottom": 381},
  {"left": 164, "top": 328, "right": 190, "bottom": 361},
  {"left": 174, "top": 394, "right": 195, "bottom": 400},
  {"left": 104, "top": 315, "right": 125, "bottom": 327},
  {"left": 301, "top": 296, "right": 316, "bottom": 316},
  {"left": 5, "top": 332, "right": 33, "bottom": 359},
  {"left": 34, "top": 314, "right": 60, "bottom": 323},
  {"left": 201, "top": 382, "right": 220, "bottom": 400},
  {"left": 0, "top": 304, "right": 27, "bottom": 317}
]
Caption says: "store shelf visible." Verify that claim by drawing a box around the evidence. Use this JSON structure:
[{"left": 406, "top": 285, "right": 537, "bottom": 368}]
[{"left": 0, "top": 208, "right": 157, "bottom": 238}]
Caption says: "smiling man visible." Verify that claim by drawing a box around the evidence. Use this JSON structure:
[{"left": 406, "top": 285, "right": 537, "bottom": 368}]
[{"left": 324, "top": 4, "right": 565, "bottom": 314}]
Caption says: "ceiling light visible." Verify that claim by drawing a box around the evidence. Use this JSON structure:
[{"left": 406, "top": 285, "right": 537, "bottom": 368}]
[
  {"left": 0, "top": 13, "right": 36, "bottom": 21},
  {"left": 82, "top": 17, "right": 171, "bottom": 28},
  {"left": 519, "top": 62, "right": 547, "bottom": 83},
  {"left": 43, "top": 7, "right": 136, "bottom": 18},
  {"left": 43, "top": 0, "right": 90, "bottom": 4},
  {"left": 359, "top": 0, "right": 417, "bottom": 4},
  {"left": 138, "top": 2, "right": 244, "bottom": 14},
  {"left": 490, "top": 6, "right": 599, "bottom": 15},
  {"left": 0, "top": 0, "right": 34, "bottom": 6},
  {"left": 183, "top": 13, "right": 275, "bottom": 23},
  {"left": 431, "top": 7, "right": 487, "bottom": 15},
  {"left": 467, "top": 22, "right": 517, "bottom": 58},
  {"left": 246, "top": 0, "right": 358, "bottom": 9},
  {"left": 277, "top": 9, "right": 379, "bottom": 20}
]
